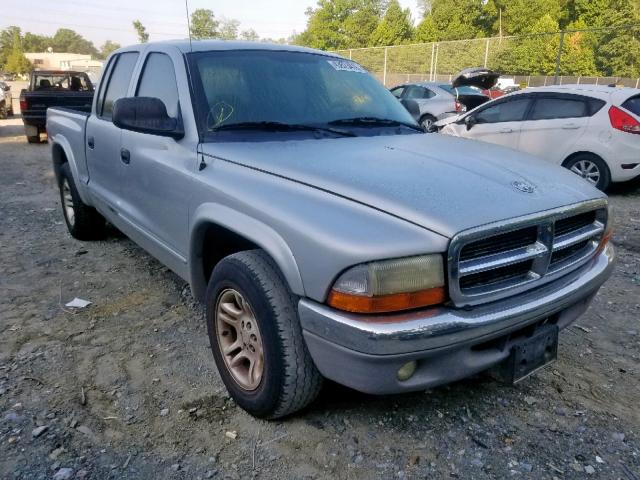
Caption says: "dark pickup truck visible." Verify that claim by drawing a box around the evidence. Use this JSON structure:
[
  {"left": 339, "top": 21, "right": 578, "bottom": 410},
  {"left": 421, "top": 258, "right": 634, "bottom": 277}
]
[{"left": 20, "top": 70, "right": 94, "bottom": 143}]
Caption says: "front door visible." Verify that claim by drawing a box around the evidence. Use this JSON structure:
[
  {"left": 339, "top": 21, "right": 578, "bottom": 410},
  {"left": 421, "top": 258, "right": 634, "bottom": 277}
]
[
  {"left": 119, "top": 51, "right": 193, "bottom": 260},
  {"left": 464, "top": 96, "right": 532, "bottom": 150}
]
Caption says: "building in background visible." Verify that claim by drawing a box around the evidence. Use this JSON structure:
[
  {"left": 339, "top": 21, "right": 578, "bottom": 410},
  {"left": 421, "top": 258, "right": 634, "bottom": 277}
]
[{"left": 24, "top": 52, "right": 103, "bottom": 74}]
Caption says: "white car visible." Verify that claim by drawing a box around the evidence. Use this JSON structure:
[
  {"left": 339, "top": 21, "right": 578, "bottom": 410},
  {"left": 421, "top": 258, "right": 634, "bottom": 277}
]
[{"left": 439, "top": 85, "right": 640, "bottom": 190}]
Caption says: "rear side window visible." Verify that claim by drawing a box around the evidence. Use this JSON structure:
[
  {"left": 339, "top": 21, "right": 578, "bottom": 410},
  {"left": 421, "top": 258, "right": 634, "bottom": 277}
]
[
  {"left": 475, "top": 98, "right": 531, "bottom": 123},
  {"left": 390, "top": 86, "right": 404, "bottom": 98},
  {"left": 622, "top": 95, "right": 640, "bottom": 116},
  {"left": 136, "top": 53, "right": 180, "bottom": 118},
  {"left": 405, "top": 86, "right": 433, "bottom": 99},
  {"left": 530, "top": 97, "right": 587, "bottom": 120},
  {"left": 100, "top": 52, "right": 139, "bottom": 119}
]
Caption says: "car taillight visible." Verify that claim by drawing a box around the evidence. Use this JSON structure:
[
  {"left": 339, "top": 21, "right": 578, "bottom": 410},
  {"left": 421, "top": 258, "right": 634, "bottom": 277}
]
[
  {"left": 454, "top": 101, "right": 462, "bottom": 112},
  {"left": 19, "top": 97, "right": 27, "bottom": 111},
  {"left": 609, "top": 106, "right": 640, "bottom": 134}
]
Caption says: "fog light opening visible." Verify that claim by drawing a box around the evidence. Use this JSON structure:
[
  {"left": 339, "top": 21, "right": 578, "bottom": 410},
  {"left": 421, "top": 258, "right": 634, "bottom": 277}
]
[{"left": 397, "top": 361, "right": 417, "bottom": 381}]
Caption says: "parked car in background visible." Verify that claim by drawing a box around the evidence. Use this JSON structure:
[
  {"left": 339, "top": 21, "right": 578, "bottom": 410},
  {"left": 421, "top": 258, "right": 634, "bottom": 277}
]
[
  {"left": 392, "top": 68, "right": 497, "bottom": 130},
  {"left": 19, "top": 70, "right": 94, "bottom": 143},
  {"left": 0, "top": 72, "right": 16, "bottom": 81},
  {"left": 48, "top": 41, "right": 614, "bottom": 419},
  {"left": 482, "top": 84, "right": 521, "bottom": 99},
  {"left": 0, "top": 81, "right": 13, "bottom": 118},
  {"left": 438, "top": 85, "right": 640, "bottom": 190}
]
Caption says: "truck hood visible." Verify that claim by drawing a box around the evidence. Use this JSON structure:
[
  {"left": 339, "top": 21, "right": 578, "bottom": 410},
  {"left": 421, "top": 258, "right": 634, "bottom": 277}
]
[{"left": 201, "top": 134, "right": 604, "bottom": 238}]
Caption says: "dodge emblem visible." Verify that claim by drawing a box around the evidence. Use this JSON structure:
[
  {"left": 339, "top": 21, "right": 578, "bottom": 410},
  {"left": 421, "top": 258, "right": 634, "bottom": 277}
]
[{"left": 512, "top": 180, "right": 536, "bottom": 194}]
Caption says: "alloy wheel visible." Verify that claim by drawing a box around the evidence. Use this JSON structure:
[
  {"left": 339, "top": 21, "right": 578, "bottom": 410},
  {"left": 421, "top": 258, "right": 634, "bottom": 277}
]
[
  {"left": 215, "top": 288, "right": 264, "bottom": 391},
  {"left": 62, "top": 179, "right": 75, "bottom": 226},
  {"left": 570, "top": 160, "right": 600, "bottom": 185}
]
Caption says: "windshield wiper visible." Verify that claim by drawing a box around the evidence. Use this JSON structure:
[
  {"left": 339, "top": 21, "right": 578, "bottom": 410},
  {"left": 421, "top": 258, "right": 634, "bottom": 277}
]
[
  {"left": 328, "top": 117, "right": 423, "bottom": 132},
  {"left": 210, "top": 121, "right": 356, "bottom": 137}
]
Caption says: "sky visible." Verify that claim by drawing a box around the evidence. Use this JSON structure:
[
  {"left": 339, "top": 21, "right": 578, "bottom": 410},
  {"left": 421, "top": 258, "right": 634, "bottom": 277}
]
[{"left": 2, "top": 0, "right": 421, "bottom": 49}]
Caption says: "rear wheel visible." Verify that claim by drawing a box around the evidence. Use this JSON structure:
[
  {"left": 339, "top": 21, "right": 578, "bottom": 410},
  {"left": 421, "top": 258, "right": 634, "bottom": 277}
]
[
  {"left": 419, "top": 114, "right": 437, "bottom": 132},
  {"left": 58, "top": 162, "right": 106, "bottom": 240},
  {"left": 563, "top": 154, "right": 611, "bottom": 191},
  {"left": 205, "top": 250, "right": 323, "bottom": 419}
]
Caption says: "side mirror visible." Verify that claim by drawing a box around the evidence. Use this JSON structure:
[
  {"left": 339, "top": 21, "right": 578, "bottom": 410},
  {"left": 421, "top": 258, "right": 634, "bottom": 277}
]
[
  {"left": 113, "top": 97, "right": 184, "bottom": 139},
  {"left": 464, "top": 115, "right": 477, "bottom": 131}
]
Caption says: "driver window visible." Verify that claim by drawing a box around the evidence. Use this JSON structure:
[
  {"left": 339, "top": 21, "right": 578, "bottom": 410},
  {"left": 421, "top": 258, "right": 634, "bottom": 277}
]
[
  {"left": 475, "top": 98, "right": 530, "bottom": 124},
  {"left": 136, "top": 53, "right": 180, "bottom": 118},
  {"left": 391, "top": 86, "right": 405, "bottom": 98}
]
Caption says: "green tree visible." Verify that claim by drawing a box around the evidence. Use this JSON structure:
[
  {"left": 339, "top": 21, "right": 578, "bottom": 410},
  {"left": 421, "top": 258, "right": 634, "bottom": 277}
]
[
  {"left": 0, "top": 26, "right": 22, "bottom": 68},
  {"left": 219, "top": 19, "right": 240, "bottom": 40},
  {"left": 190, "top": 8, "right": 219, "bottom": 39},
  {"left": 99, "top": 40, "right": 121, "bottom": 59},
  {"left": 50, "top": 28, "right": 98, "bottom": 55},
  {"left": 23, "top": 32, "right": 50, "bottom": 52},
  {"left": 492, "top": 14, "right": 560, "bottom": 74},
  {"left": 133, "top": 20, "right": 149, "bottom": 43},
  {"left": 296, "top": 0, "right": 387, "bottom": 50},
  {"left": 370, "top": 0, "right": 413, "bottom": 45},
  {"left": 415, "top": 0, "right": 485, "bottom": 42},
  {"left": 482, "top": 0, "right": 564, "bottom": 36},
  {"left": 241, "top": 29, "right": 260, "bottom": 42},
  {"left": 4, "top": 30, "right": 32, "bottom": 74}
]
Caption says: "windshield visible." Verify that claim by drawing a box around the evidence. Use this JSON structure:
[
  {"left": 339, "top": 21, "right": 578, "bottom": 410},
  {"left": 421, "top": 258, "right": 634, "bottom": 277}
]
[
  {"left": 439, "top": 85, "right": 484, "bottom": 96},
  {"left": 188, "top": 50, "right": 418, "bottom": 140},
  {"left": 32, "top": 73, "right": 93, "bottom": 92}
]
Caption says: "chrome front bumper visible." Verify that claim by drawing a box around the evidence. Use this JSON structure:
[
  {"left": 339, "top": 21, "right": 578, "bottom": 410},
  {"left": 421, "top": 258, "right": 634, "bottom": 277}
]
[{"left": 299, "top": 244, "right": 614, "bottom": 394}]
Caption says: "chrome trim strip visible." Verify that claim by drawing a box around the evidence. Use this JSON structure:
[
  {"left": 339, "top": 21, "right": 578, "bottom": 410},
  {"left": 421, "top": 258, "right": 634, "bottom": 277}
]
[
  {"left": 459, "top": 242, "right": 548, "bottom": 275},
  {"left": 553, "top": 223, "right": 604, "bottom": 250}
]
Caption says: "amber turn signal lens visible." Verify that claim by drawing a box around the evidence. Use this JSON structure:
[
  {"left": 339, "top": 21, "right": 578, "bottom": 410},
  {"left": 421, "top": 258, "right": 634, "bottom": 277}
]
[
  {"left": 595, "top": 229, "right": 612, "bottom": 255},
  {"left": 327, "top": 287, "right": 447, "bottom": 314}
]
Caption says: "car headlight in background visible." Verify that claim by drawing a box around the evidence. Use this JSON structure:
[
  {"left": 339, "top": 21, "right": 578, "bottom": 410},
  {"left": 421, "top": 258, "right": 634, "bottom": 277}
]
[{"left": 327, "top": 254, "right": 447, "bottom": 314}]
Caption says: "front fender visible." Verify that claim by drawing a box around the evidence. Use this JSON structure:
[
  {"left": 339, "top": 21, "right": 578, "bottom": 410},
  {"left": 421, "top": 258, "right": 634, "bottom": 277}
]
[{"left": 189, "top": 203, "right": 305, "bottom": 301}]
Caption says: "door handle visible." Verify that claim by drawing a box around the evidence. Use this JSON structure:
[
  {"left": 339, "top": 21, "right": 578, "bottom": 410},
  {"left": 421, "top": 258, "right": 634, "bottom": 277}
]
[
  {"left": 499, "top": 127, "right": 513, "bottom": 133},
  {"left": 87, "top": 136, "right": 94, "bottom": 149},
  {"left": 120, "top": 148, "right": 130, "bottom": 165}
]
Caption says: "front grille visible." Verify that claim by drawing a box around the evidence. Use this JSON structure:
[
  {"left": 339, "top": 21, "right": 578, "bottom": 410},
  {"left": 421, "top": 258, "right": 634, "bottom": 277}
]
[
  {"left": 460, "top": 227, "right": 538, "bottom": 261},
  {"left": 448, "top": 201, "right": 607, "bottom": 306}
]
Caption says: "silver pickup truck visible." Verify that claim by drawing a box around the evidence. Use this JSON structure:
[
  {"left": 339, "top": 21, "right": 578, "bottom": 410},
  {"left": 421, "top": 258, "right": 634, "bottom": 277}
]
[{"left": 47, "top": 41, "right": 615, "bottom": 419}]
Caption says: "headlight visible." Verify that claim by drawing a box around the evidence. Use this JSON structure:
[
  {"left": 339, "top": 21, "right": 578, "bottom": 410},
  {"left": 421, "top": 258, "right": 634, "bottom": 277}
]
[{"left": 327, "top": 254, "right": 447, "bottom": 314}]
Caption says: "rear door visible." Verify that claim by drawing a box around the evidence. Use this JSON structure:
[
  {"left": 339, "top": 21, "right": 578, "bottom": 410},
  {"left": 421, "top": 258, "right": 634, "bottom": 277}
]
[
  {"left": 119, "top": 51, "right": 194, "bottom": 259},
  {"left": 463, "top": 95, "right": 532, "bottom": 149},
  {"left": 85, "top": 51, "right": 139, "bottom": 212},
  {"left": 516, "top": 94, "right": 591, "bottom": 163}
]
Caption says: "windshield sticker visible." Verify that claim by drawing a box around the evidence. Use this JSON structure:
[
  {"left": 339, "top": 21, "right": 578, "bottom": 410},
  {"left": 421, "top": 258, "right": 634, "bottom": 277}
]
[{"left": 327, "top": 60, "right": 367, "bottom": 73}]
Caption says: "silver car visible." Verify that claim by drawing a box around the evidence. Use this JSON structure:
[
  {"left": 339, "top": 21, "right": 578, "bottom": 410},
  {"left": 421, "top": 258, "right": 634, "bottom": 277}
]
[
  {"left": 391, "top": 82, "right": 490, "bottom": 130},
  {"left": 0, "top": 81, "right": 13, "bottom": 118},
  {"left": 47, "top": 42, "right": 614, "bottom": 419}
]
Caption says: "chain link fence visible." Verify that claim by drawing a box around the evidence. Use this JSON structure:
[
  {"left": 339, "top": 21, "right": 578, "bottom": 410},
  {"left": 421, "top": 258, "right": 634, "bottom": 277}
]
[{"left": 333, "top": 25, "right": 640, "bottom": 88}]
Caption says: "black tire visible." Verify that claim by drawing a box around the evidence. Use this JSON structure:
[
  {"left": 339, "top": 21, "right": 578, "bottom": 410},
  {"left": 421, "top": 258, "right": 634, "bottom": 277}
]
[
  {"left": 419, "top": 114, "right": 437, "bottom": 132},
  {"left": 27, "top": 134, "right": 40, "bottom": 144},
  {"left": 563, "top": 153, "right": 611, "bottom": 191},
  {"left": 58, "top": 162, "right": 106, "bottom": 240},
  {"left": 205, "top": 250, "right": 323, "bottom": 419},
  {"left": 0, "top": 104, "right": 7, "bottom": 119}
]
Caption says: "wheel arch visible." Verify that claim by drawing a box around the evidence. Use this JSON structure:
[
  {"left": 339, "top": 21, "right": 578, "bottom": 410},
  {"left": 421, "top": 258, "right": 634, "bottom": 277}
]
[
  {"left": 189, "top": 204, "right": 305, "bottom": 302},
  {"left": 561, "top": 150, "right": 607, "bottom": 168}
]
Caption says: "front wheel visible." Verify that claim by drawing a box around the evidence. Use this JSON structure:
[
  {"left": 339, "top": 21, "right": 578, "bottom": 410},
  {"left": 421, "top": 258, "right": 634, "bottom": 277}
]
[
  {"left": 563, "top": 154, "right": 611, "bottom": 191},
  {"left": 205, "top": 250, "right": 323, "bottom": 419}
]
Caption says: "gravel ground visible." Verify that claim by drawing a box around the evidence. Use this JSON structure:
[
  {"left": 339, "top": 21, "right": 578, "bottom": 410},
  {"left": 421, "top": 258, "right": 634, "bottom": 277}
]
[{"left": 0, "top": 107, "right": 639, "bottom": 480}]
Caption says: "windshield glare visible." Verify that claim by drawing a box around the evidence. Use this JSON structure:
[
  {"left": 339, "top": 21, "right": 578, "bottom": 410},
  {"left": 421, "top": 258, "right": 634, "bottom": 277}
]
[{"left": 189, "top": 50, "right": 417, "bottom": 138}]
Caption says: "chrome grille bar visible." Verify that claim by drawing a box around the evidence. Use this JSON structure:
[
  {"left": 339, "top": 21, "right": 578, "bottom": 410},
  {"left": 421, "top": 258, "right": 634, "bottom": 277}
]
[{"left": 448, "top": 200, "right": 608, "bottom": 307}]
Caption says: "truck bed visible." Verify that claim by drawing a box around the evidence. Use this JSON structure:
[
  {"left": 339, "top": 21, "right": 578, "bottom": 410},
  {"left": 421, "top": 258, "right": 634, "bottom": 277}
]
[{"left": 21, "top": 90, "right": 93, "bottom": 129}]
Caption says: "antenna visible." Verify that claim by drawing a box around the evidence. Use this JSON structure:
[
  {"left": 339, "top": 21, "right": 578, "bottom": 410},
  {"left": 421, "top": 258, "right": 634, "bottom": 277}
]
[{"left": 185, "top": 0, "right": 193, "bottom": 52}]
